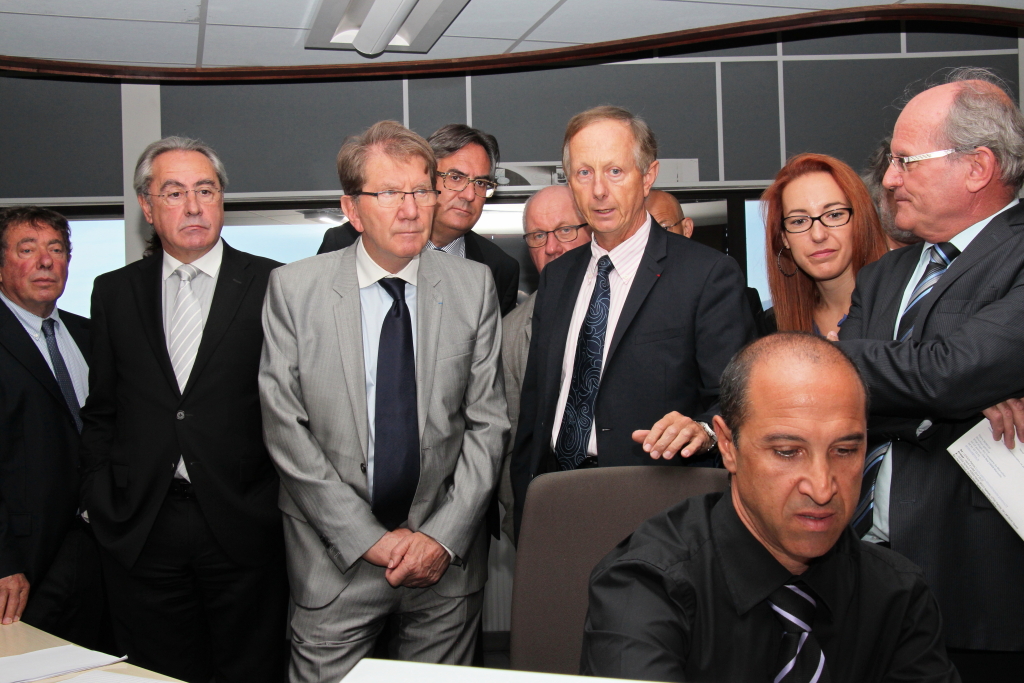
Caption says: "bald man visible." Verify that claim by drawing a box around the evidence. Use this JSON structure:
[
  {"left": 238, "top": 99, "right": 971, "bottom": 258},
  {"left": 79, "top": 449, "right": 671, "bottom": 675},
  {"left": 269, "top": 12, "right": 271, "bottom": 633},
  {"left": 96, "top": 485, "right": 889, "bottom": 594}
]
[
  {"left": 645, "top": 190, "right": 693, "bottom": 237},
  {"left": 499, "top": 186, "right": 591, "bottom": 539},
  {"left": 838, "top": 68, "right": 1024, "bottom": 680}
]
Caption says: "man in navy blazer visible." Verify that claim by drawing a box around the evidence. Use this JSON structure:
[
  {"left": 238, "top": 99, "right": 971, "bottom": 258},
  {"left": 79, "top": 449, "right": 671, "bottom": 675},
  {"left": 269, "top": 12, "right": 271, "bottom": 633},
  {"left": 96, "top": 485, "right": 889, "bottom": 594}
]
[
  {"left": 510, "top": 106, "right": 753, "bottom": 539},
  {"left": 0, "top": 206, "right": 104, "bottom": 647}
]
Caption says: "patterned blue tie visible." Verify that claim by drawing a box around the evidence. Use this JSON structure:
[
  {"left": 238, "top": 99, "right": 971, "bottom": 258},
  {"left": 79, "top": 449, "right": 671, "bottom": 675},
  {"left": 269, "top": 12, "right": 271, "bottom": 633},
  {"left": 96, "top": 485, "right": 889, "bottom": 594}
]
[
  {"left": 41, "top": 318, "right": 82, "bottom": 433},
  {"left": 769, "top": 583, "right": 830, "bottom": 683},
  {"left": 854, "top": 242, "right": 960, "bottom": 538},
  {"left": 555, "top": 255, "right": 614, "bottom": 470}
]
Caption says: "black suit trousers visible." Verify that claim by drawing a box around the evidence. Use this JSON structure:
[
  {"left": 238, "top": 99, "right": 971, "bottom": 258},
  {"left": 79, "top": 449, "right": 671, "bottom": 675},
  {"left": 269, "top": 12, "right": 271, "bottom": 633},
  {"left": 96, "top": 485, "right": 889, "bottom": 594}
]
[{"left": 100, "top": 489, "right": 288, "bottom": 683}]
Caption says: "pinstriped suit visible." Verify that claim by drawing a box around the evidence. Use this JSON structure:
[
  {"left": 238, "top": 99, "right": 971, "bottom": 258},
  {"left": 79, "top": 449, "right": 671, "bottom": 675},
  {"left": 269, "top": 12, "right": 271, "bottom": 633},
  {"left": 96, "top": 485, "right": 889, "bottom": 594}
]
[
  {"left": 840, "top": 201, "right": 1024, "bottom": 651},
  {"left": 259, "top": 244, "right": 508, "bottom": 680}
]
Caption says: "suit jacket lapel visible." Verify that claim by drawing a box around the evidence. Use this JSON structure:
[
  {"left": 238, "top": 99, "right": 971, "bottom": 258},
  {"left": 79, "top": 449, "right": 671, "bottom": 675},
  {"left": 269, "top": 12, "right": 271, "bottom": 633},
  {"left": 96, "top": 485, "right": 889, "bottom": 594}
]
[
  {"left": 870, "top": 244, "right": 924, "bottom": 340},
  {"left": 911, "top": 209, "right": 1021, "bottom": 340},
  {"left": 131, "top": 254, "right": 179, "bottom": 395},
  {"left": 545, "top": 249, "right": 589, "bottom": 404},
  {"left": 606, "top": 224, "right": 666, "bottom": 362},
  {"left": 182, "top": 242, "right": 252, "bottom": 397},
  {"left": 462, "top": 230, "right": 484, "bottom": 265},
  {"left": 332, "top": 248, "right": 369, "bottom": 461},
  {"left": 417, "top": 252, "right": 443, "bottom": 439},
  {"left": 0, "top": 302, "right": 68, "bottom": 411}
]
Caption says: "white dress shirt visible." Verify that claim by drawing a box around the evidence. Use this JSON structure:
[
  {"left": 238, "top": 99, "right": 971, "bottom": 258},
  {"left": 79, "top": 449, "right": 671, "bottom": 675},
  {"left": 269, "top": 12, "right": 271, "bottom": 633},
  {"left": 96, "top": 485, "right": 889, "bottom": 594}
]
[
  {"left": 426, "top": 235, "right": 467, "bottom": 258},
  {"left": 865, "top": 199, "right": 1019, "bottom": 544},
  {"left": 1, "top": 290, "right": 89, "bottom": 406},
  {"left": 550, "top": 214, "right": 652, "bottom": 456},
  {"left": 161, "top": 238, "right": 224, "bottom": 481}
]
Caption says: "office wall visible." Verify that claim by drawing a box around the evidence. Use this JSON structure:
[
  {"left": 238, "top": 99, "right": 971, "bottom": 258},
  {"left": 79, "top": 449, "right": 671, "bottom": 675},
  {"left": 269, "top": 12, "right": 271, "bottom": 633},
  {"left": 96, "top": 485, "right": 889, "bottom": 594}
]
[{"left": 0, "top": 20, "right": 1019, "bottom": 201}]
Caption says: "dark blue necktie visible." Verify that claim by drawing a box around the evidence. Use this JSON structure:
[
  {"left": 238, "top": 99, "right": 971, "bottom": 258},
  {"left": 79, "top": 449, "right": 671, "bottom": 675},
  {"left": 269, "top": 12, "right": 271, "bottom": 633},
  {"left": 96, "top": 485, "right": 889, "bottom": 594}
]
[
  {"left": 769, "top": 583, "right": 831, "bottom": 683},
  {"left": 41, "top": 318, "right": 82, "bottom": 433},
  {"left": 554, "top": 255, "right": 614, "bottom": 470},
  {"left": 371, "top": 278, "right": 420, "bottom": 531},
  {"left": 896, "top": 242, "right": 960, "bottom": 342}
]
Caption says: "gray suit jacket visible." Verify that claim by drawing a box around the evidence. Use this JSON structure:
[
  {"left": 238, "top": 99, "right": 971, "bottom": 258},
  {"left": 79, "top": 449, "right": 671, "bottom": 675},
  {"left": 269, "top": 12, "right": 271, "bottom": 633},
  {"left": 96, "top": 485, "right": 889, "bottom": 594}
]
[
  {"left": 499, "top": 292, "right": 535, "bottom": 539},
  {"left": 259, "top": 245, "right": 509, "bottom": 608}
]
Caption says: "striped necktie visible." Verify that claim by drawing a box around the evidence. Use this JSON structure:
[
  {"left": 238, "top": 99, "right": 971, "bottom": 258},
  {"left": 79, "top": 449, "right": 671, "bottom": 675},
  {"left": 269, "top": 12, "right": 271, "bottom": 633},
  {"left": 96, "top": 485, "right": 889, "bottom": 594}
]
[
  {"left": 851, "top": 442, "right": 889, "bottom": 538},
  {"left": 896, "top": 242, "right": 960, "bottom": 342},
  {"left": 40, "top": 318, "right": 82, "bottom": 433},
  {"left": 769, "top": 583, "right": 830, "bottom": 683},
  {"left": 168, "top": 264, "right": 202, "bottom": 392}
]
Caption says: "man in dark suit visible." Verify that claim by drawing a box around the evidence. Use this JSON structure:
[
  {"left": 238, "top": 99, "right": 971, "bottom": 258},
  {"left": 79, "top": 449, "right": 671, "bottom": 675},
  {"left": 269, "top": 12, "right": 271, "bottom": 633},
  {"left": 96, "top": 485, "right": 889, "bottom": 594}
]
[
  {"left": 0, "top": 206, "right": 105, "bottom": 647},
  {"left": 318, "top": 123, "right": 520, "bottom": 316},
  {"left": 838, "top": 68, "right": 1024, "bottom": 681},
  {"left": 510, "top": 106, "right": 753, "bottom": 539},
  {"left": 80, "top": 137, "right": 286, "bottom": 683}
]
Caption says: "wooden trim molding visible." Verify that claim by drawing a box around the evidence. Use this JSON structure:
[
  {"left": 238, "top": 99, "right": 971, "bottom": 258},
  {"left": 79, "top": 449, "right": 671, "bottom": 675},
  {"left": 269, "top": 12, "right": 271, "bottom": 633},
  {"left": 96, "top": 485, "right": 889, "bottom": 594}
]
[{"left": 1, "top": 4, "right": 1022, "bottom": 82}]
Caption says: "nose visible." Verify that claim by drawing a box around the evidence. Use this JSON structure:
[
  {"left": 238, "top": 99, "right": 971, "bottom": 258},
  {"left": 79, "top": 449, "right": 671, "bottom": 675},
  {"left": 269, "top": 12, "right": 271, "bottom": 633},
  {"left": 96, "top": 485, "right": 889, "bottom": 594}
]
[
  {"left": 184, "top": 189, "right": 203, "bottom": 214},
  {"left": 397, "top": 192, "right": 420, "bottom": 219},
  {"left": 808, "top": 218, "right": 829, "bottom": 242},
  {"left": 882, "top": 162, "right": 902, "bottom": 191},
  {"left": 798, "top": 452, "right": 837, "bottom": 506},
  {"left": 544, "top": 234, "right": 563, "bottom": 257},
  {"left": 457, "top": 181, "right": 478, "bottom": 202}
]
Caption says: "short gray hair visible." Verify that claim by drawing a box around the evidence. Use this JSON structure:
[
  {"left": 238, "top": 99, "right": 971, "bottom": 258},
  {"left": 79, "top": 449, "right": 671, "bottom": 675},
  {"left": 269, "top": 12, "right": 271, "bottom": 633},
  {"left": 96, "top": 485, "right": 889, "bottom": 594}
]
[
  {"left": 563, "top": 106, "right": 657, "bottom": 175},
  {"left": 941, "top": 67, "right": 1024, "bottom": 192},
  {"left": 133, "top": 136, "right": 228, "bottom": 198}
]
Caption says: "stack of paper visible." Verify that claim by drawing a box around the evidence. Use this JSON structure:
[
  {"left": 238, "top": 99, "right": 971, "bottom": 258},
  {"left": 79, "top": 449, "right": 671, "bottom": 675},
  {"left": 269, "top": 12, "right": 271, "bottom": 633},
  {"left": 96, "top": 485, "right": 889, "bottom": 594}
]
[
  {"left": 0, "top": 644, "right": 126, "bottom": 683},
  {"left": 948, "top": 419, "right": 1024, "bottom": 541}
]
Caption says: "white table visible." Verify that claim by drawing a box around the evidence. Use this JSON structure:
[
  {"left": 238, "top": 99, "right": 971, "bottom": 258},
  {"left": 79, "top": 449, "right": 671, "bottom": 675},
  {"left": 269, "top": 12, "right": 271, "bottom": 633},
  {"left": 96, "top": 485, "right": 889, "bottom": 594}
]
[{"left": 343, "top": 659, "right": 642, "bottom": 682}]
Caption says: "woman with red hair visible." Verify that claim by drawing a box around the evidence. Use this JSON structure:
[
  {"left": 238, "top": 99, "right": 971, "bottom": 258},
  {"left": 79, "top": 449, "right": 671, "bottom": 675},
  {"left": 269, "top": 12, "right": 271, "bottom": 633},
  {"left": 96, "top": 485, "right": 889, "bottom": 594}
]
[{"left": 762, "top": 152, "right": 888, "bottom": 336}]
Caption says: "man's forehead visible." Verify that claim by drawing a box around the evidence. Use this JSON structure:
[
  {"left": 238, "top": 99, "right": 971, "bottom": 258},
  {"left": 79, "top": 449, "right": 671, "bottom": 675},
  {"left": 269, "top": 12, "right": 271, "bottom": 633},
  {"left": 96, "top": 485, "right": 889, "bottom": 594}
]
[{"left": 569, "top": 119, "right": 637, "bottom": 164}]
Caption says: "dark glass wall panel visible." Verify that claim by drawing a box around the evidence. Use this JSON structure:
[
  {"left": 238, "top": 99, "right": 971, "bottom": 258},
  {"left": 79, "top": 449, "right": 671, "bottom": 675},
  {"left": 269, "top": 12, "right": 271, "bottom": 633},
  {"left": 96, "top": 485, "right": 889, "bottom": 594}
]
[
  {"left": 783, "top": 22, "right": 901, "bottom": 56},
  {"left": 162, "top": 80, "right": 403, "bottom": 193},
  {"left": 473, "top": 63, "right": 719, "bottom": 181},
  {"left": 408, "top": 76, "right": 466, "bottom": 138},
  {"left": 784, "top": 55, "right": 1018, "bottom": 173},
  {"left": 722, "top": 61, "right": 780, "bottom": 181},
  {"left": 907, "top": 21, "right": 1018, "bottom": 53},
  {"left": 0, "top": 75, "right": 122, "bottom": 198}
]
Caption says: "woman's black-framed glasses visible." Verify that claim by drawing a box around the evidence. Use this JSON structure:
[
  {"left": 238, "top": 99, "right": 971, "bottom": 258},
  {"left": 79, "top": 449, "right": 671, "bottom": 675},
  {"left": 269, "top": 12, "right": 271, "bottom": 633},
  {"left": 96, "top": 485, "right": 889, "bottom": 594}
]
[
  {"left": 523, "top": 224, "right": 588, "bottom": 248},
  {"left": 782, "top": 208, "right": 853, "bottom": 234},
  {"left": 437, "top": 171, "right": 498, "bottom": 198},
  {"left": 351, "top": 189, "right": 441, "bottom": 208}
]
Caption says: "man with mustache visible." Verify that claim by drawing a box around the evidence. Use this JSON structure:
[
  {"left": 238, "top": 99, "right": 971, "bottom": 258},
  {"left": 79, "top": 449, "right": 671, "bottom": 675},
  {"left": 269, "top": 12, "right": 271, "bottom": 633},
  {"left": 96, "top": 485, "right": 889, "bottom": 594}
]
[
  {"left": 581, "top": 333, "right": 959, "bottom": 683},
  {"left": 80, "top": 137, "right": 287, "bottom": 682}
]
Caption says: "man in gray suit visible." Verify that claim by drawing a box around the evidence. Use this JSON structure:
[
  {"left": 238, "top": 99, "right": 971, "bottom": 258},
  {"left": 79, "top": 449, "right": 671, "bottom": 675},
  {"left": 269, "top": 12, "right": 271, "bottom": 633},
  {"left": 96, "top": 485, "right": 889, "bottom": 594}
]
[
  {"left": 259, "top": 120, "right": 508, "bottom": 681},
  {"left": 499, "top": 185, "right": 590, "bottom": 539}
]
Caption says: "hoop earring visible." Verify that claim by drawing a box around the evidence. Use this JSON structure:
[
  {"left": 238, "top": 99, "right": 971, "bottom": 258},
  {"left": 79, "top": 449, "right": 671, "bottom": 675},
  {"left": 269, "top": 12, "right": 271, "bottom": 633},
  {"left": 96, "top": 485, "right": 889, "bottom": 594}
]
[{"left": 777, "top": 248, "right": 797, "bottom": 277}]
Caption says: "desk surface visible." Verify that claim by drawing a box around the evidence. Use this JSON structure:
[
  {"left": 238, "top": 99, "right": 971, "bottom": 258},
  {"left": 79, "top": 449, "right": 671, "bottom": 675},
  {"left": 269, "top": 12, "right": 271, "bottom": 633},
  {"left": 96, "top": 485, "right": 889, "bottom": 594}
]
[
  {"left": 344, "top": 659, "right": 639, "bottom": 682},
  {"left": 0, "top": 622, "right": 180, "bottom": 683}
]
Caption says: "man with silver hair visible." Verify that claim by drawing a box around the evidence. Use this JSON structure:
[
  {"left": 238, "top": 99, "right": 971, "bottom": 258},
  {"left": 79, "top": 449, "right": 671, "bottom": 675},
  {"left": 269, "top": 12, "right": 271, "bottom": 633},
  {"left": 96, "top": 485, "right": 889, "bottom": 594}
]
[
  {"left": 80, "top": 136, "right": 287, "bottom": 682},
  {"left": 839, "top": 67, "right": 1024, "bottom": 681}
]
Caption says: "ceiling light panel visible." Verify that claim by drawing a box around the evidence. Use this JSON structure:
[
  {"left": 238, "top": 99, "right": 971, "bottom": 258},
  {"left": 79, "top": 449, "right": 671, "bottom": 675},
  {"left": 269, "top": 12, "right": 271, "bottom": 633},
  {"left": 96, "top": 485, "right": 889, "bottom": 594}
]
[{"left": 306, "top": 0, "right": 471, "bottom": 56}]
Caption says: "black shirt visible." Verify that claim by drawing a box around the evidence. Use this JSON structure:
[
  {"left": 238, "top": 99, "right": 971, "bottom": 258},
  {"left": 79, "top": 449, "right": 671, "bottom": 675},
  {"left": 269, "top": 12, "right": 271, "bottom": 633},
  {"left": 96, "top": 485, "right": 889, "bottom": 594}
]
[{"left": 581, "top": 491, "right": 959, "bottom": 683}]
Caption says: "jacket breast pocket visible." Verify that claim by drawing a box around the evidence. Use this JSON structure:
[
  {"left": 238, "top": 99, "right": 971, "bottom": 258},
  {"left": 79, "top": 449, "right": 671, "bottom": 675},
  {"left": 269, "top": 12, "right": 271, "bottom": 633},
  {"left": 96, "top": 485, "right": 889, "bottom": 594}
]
[
  {"left": 634, "top": 327, "right": 683, "bottom": 345},
  {"left": 437, "top": 339, "right": 474, "bottom": 361}
]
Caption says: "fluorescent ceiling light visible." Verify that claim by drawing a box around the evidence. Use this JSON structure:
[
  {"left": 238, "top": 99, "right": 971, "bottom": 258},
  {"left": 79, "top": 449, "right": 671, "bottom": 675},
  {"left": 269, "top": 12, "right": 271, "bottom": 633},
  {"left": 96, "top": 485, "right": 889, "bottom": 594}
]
[{"left": 307, "top": 0, "right": 470, "bottom": 55}]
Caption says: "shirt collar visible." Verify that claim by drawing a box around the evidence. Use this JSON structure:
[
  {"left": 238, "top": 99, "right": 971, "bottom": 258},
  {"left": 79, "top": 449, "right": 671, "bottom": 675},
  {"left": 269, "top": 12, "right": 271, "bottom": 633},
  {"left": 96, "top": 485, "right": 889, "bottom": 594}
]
[
  {"left": 356, "top": 236, "right": 419, "bottom": 289},
  {"left": 589, "top": 212, "right": 651, "bottom": 284},
  {"left": 162, "top": 238, "right": 224, "bottom": 281},
  {"left": 0, "top": 289, "right": 61, "bottom": 335},
  {"left": 711, "top": 490, "right": 849, "bottom": 619},
  {"left": 426, "top": 235, "right": 467, "bottom": 259},
  {"left": 942, "top": 198, "right": 1019, "bottom": 253}
]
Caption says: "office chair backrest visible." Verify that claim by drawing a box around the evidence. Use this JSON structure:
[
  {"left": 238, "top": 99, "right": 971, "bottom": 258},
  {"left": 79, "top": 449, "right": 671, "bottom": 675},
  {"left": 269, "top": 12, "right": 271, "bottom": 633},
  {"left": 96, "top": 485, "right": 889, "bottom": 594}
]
[{"left": 509, "top": 465, "right": 729, "bottom": 675}]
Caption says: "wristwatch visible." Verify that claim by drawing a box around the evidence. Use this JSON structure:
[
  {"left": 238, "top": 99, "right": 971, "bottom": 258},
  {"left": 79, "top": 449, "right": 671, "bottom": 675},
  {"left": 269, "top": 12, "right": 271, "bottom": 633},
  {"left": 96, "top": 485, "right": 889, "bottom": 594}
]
[{"left": 696, "top": 421, "right": 718, "bottom": 452}]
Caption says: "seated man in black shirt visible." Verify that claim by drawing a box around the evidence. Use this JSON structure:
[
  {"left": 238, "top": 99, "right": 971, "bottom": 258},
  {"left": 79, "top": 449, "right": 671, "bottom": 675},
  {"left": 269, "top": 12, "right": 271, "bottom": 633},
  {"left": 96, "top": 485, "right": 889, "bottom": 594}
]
[{"left": 581, "top": 332, "right": 959, "bottom": 683}]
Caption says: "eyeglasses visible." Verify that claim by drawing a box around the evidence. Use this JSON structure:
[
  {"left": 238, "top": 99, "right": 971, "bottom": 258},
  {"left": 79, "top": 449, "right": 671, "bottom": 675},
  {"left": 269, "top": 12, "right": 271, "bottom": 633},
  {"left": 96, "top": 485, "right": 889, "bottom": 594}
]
[
  {"left": 659, "top": 218, "right": 685, "bottom": 231},
  {"left": 523, "top": 224, "right": 588, "bottom": 248},
  {"left": 437, "top": 171, "right": 497, "bottom": 198},
  {"left": 351, "top": 189, "right": 441, "bottom": 208},
  {"left": 145, "top": 187, "right": 222, "bottom": 207},
  {"left": 782, "top": 208, "right": 853, "bottom": 234},
  {"left": 886, "top": 147, "right": 975, "bottom": 172}
]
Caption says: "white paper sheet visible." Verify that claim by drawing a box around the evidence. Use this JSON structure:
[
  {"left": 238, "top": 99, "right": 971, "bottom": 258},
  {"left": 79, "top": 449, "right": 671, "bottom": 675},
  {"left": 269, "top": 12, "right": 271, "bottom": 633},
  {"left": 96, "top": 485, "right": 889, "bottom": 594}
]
[
  {"left": 342, "top": 658, "right": 639, "bottom": 682},
  {"left": 0, "top": 644, "right": 126, "bottom": 683},
  {"left": 948, "top": 419, "right": 1024, "bottom": 541}
]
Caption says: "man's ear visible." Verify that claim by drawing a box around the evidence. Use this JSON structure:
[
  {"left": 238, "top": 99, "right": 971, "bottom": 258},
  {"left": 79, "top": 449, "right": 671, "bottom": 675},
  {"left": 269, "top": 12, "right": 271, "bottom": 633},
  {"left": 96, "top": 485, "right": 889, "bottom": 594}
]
[
  {"left": 642, "top": 160, "right": 660, "bottom": 196},
  {"left": 964, "top": 146, "right": 999, "bottom": 194},
  {"left": 341, "top": 195, "right": 364, "bottom": 233},
  {"left": 681, "top": 217, "right": 694, "bottom": 238},
  {"left": 138, "top": 194, "right": 154, "bottom": 225},
  {"left": 714, "top": 415, "right": 739, "bottom": 475}
]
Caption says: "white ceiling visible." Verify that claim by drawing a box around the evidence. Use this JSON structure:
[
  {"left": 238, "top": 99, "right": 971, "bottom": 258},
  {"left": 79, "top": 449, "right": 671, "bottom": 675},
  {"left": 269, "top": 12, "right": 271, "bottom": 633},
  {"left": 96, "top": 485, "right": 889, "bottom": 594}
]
[{"left": 0, "top": 0, "right": 1019, "bottom": 69}]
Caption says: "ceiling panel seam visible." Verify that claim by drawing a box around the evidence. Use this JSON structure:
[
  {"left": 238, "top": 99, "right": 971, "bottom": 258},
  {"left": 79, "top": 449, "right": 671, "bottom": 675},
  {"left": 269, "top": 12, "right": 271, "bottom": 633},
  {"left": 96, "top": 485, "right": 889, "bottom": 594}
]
[
  {"left": 195, "top": 0, "right": 209, "bottom": 68},
  {"left": 504, "top": 0, "right": 570, "bottom": 54},
  {"left": 0, "top": 11, "right": 199, "bottom": 26}
]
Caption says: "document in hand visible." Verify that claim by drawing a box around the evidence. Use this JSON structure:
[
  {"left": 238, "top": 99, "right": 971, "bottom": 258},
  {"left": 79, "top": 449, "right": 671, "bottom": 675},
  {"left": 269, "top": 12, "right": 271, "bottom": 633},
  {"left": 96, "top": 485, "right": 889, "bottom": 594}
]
[
  {"left": 948, "top": 419, "right": 1024, "bottom": 542},
  {"left": 0, "top": 644, "right": 126, "bottom": 683}
]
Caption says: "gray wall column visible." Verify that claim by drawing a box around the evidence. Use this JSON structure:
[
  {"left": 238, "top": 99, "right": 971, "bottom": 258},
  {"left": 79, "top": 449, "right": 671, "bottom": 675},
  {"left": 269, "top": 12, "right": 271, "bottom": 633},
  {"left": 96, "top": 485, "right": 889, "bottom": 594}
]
[{"left": 121, "top": 83, "right": 162, "bottom": 264}]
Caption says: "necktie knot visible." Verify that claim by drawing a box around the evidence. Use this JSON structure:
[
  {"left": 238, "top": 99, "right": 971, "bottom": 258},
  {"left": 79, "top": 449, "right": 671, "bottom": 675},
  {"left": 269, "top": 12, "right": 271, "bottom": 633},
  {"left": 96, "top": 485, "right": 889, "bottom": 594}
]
[
  {"left": 769, "top": 583, "right": 817, "bottom": 634},
  {"left": 176, "top": 263, "right": 199, "bottom": 283},
  {"left": 379, "top": 277, "right": 405, "bottom": 303},
  {"left": 41, "top": 317, "right": 57, "bottom": 339},
  {"left": 932, "top": 242, "right": 960, "bottom": 265},
  {"left": 596, "top": 255, "right": 614, "bottom": 278}
]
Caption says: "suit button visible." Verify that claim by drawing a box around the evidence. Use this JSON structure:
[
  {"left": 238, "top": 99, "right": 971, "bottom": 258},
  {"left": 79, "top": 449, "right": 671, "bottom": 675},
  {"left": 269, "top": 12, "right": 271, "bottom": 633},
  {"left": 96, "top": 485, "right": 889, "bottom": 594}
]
[
  {"left": 176, "top": 410, "right": 185, "bottom": 420},
  {"left": 360, "top": 463, "right": 367, "bottom": 473}
]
